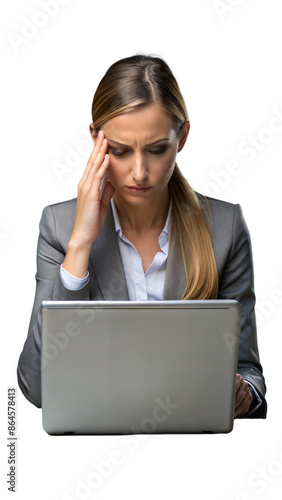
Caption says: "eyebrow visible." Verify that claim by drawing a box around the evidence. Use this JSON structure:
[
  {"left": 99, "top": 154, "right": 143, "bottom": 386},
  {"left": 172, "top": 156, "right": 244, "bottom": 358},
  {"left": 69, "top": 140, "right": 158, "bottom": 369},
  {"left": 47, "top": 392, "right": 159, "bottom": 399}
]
[{"left": 106, "top": 138, "right": 170, "bottom": 148}]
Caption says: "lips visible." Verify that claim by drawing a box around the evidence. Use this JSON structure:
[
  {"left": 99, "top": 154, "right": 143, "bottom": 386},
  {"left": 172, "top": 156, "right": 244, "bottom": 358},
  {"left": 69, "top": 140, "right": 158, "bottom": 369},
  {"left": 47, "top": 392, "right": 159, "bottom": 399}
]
[{"left": 126, "top": 186, "right": 152, "bottom": 193}]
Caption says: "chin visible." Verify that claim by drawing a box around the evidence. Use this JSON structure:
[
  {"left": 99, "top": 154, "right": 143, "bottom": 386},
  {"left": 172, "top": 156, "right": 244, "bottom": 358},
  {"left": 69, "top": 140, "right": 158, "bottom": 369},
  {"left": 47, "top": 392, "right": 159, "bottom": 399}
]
[{"left": 125, "top": 196, "right": 155, "bottom": 206}]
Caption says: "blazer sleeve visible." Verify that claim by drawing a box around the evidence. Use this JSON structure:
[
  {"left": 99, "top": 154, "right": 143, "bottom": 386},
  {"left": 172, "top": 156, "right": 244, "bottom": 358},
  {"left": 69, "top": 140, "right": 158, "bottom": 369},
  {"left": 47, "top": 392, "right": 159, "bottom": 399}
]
[
  {"left": 17, "top": 205, "right": 90, "bottom": 408},
  {"left": 217, "top": 204, "right": 267, "bottom": 418}
]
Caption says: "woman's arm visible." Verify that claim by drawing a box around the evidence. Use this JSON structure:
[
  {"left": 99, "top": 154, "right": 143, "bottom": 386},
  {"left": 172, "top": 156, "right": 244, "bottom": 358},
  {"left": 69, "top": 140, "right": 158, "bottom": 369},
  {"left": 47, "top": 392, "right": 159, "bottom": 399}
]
[
  {"left": 217, "top": 203, "right": 267, "bottom": 418},
  {"left": 17, "top": 204, "right": 90, "bottom": 408},
  {"left": 17, "top": 131, "right": 114, "bottom": 408}
]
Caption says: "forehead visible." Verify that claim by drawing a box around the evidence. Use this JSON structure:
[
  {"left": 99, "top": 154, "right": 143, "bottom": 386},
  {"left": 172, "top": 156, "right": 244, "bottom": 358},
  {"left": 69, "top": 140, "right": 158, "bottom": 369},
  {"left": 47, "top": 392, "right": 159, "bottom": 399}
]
[{"left": 102, "top": 105, "right": 176, "bottom": 145}]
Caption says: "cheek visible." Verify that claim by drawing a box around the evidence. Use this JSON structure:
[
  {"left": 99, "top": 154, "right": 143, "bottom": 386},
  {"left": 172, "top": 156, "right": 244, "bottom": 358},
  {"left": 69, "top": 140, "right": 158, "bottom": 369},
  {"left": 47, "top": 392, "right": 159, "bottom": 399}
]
[
  {"left": 106, "top": 160, "right": 126, "bottom": 184},
  {"left": 156, "top": 153, "right": 177, "bottom": 180},
  {"left": 161, "top": 163, "right": 175, "bottom": 185}
]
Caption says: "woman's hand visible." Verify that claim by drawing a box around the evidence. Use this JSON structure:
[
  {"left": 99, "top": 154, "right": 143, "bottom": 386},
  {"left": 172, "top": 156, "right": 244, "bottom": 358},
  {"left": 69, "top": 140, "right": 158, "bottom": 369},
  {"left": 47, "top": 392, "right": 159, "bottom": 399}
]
[
  {"left": 63, "top": 130, "right": 115, "bottom": 278},
  {"left": 234, "top": 373, "right": 253, "bottom": 417}
]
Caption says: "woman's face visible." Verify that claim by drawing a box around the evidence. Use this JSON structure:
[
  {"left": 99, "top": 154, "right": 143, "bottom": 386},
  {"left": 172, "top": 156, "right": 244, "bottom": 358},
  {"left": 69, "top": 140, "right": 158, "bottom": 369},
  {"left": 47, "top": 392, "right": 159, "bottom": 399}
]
[{"left": 96, "top": 105, "right": 188, "bottom": 207}]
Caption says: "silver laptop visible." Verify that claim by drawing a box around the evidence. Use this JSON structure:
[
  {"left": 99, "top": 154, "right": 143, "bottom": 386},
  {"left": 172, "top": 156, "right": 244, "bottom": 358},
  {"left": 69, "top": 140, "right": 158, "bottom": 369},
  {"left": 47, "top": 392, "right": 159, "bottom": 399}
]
[{"left": 41, "top": 300, "right": 241, "bottom": 435}]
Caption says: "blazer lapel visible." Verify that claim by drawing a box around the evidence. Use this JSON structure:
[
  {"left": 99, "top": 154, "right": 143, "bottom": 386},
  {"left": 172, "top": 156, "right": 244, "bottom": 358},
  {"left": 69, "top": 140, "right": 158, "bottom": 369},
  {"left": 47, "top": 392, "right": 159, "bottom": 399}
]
[
  {"left": 163, "top": 231, "right": 186, "bottom": 300},
  {"left": 89, "top": 204, "right": 186, "bottom": 301},
  {"left": 89, "top": 206, "right": 129, "bottom": 300}
]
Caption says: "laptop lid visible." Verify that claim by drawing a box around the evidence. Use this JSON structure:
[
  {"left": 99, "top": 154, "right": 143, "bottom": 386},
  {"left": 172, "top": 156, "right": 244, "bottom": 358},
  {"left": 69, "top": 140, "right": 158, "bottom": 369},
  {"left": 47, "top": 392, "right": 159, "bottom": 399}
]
[{"left": 41, "top": 300, "right": 241, "bottom": 435}]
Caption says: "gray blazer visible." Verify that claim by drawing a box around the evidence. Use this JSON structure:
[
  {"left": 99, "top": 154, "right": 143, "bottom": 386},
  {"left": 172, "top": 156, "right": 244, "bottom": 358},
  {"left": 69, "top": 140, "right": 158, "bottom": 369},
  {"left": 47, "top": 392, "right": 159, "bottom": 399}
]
[{"left": 17, "top": 195, "right": 267, "bottom": 416}]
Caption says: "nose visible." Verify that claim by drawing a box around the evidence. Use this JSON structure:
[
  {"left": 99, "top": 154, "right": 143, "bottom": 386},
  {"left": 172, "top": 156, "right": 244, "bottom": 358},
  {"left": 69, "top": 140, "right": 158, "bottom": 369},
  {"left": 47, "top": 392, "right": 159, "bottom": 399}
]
[{"left": 131, "top": 153, "right": 148, "bottom": 183}]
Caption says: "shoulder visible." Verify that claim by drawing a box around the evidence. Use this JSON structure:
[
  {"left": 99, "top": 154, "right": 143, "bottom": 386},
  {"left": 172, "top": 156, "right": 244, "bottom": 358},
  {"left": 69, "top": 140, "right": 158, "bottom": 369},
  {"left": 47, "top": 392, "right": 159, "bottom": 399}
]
[
  {"left": 43, "top": 197, "right": 77, "bottom": 214},
  {"left": 39, "top": 198, "right": 77, "bottom": 251},
  {"left": 196, "top": 192, "right": 237, "bottom": 217},
  {"left": 195, "top": 192, "right": 251, "bottom": 257},
  {"left": 195, "top": 192, "right": 246, "bottom": 230}
]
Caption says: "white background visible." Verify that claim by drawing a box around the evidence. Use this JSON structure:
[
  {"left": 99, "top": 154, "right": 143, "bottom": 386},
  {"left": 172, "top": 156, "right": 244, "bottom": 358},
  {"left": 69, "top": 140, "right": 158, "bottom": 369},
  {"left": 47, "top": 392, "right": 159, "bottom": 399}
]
[{"left": 1, "top": 0, "right": 282, "bottom": 499}]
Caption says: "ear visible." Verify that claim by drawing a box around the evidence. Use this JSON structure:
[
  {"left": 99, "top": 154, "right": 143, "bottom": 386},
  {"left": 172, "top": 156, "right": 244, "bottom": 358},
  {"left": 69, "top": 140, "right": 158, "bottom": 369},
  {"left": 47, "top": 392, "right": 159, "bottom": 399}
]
[
  {"left": 178, "top": 121, "right": 190, "bottom": 152},
  {"left": 89, "top": 123, "right": 98, "bottom": 144}
]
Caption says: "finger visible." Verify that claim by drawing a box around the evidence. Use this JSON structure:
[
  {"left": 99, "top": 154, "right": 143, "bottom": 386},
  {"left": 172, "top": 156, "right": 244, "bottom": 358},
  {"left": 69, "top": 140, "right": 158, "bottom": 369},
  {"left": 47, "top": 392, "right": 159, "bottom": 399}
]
[
  {"left": 234, "top": 376, "right": 253, "bottom": 416},
  {"left": 85, "top": 151, "right": 110, "bottom": 190},
  {"left": 235, "top": 373, "right": 243, "bottom": 394},
  {"left": 99, "top": 181, "right": 116, "bottom": 230},
  {"left": 79, "top": 154, "right": 110, "bottom": 201},
  {"left": 100, "top": 180, "right": 115, "bottom": 208},
  {"left": 234, "top": 376, "right": 249, "bottom": 408},
  {"left": 234, "top": 390, "right": 253, "bottom": 417},
  {"left": 79, "top": 141, "right": 109, "bottom": 194},
  {"left": 80, "top": 131, "right": 107, "bottom": 184},
  {"left": 80, "top": 139, "right": 107, "bottom": 188},
  {"left": 234, "top": 385, "right": 248, "bottom": 409},
  {"left": 85, "top": 140, "right": 110, "bottom": 187}
]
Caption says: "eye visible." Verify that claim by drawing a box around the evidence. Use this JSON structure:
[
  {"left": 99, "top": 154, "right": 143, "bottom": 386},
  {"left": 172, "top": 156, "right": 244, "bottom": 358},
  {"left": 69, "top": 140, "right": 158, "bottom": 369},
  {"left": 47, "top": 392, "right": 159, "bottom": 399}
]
[
  {"left": 109, "top": 148, "right": 127, "bottom": 157},
  {"left": 108, "top": 146, "right": 169, "bottom": 157},
  {"left": 148, "top": 147, "right": 169, "bottom": 155}
]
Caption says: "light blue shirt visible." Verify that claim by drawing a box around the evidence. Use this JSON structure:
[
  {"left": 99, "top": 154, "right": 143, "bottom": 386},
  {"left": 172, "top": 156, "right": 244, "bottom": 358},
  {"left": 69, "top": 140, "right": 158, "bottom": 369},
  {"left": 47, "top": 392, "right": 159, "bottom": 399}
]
[
  {"left": 110, "top": 198, "right": 171, "bottom": 300},
  {"left": 60, "top": 198, "right": 172, "bottom": 300}
]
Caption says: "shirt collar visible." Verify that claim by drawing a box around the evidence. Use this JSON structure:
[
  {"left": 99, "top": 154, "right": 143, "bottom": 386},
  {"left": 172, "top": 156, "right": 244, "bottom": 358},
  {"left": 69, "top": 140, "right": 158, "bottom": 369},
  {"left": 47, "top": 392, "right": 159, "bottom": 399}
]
[
  {"left": 111, "top": 198, "right": 123, "bottom": 237},
  {"left": 111, "top": 198, "right": 172, "bottom": 239}
]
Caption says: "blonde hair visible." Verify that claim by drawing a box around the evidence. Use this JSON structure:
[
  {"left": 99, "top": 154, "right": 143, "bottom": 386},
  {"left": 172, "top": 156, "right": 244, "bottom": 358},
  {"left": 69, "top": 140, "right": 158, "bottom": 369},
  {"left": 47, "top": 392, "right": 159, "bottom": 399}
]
[{"left": 91, "top": 55, "right": 218, "bottom": 299}]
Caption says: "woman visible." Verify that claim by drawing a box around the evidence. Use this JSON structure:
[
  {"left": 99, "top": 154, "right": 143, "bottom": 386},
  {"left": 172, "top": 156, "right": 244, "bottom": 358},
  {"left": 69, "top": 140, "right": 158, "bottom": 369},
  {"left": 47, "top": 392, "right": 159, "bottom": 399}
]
[{"left": 17, "top": 54, "right": 267, "bottom": 417}]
